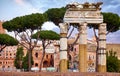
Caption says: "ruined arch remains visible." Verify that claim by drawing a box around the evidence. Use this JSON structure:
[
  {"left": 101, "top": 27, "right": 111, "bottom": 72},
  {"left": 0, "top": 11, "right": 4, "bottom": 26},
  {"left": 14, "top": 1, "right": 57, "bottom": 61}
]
[{"left": 59, "top": 2, "right": 106, "bottom": 72}]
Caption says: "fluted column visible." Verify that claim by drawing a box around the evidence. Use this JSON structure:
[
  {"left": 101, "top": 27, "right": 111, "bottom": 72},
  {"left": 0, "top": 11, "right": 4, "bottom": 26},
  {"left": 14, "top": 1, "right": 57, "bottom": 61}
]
[
  {"left": 59, "top": 23, "right": 68, "bottom": 72},
  {"left": 98, "top": 23, "right": 107, "bottom": 72},
  {"left": 79, "top": 22, "right": 87, "bottom": 72}
]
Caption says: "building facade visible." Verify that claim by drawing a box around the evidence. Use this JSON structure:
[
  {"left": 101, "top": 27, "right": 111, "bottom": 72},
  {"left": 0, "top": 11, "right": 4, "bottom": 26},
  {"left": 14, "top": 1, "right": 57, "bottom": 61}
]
[{"left": 0, "top": 46, "right": 17, "bottom": 71}]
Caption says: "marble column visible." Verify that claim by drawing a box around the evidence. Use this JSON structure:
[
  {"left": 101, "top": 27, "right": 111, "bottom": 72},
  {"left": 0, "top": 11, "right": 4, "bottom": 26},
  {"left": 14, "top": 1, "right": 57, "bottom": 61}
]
[
  {"left": 98, "top": 23, "right": 107, "bottom": 72},
  {"left": 59, "top": 23, "right": 68, "bottom": 72},
  {"left": 79, "top": 22, "right": 87, "bottom": 72}
]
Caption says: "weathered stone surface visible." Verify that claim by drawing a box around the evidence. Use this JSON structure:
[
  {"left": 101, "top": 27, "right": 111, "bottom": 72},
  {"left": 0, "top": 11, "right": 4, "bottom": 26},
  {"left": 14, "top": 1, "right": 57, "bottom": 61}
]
[
  {"left": 59, "top": 23, "right": 68, "bottom": 72},
  {"left": 98, "top": 23, "right": 107, "bottom": 72},
  {"left": 64, "top": 2, "right": 103, "bottom": 24},
  {"left": 79, "top": 44, "right": 87, "bottom": 72}
]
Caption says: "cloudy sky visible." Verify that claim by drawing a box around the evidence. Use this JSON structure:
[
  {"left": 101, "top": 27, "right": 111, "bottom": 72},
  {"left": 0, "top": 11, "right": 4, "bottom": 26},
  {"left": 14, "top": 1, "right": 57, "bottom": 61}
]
[{"left": 0, "top": 0, "right": 120, "bottom": 43}]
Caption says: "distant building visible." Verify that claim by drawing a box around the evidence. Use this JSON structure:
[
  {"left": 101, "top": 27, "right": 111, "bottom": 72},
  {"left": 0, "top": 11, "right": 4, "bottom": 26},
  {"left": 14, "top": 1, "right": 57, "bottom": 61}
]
[
  {"left": 32, "top": 41, "right": 59, "bottom": 72},
  {"left": 0, "top": 46, "right": 17, "bottom": 71},
  {"left": 0, "top": 21, "right": 5, "bottom": 34}
]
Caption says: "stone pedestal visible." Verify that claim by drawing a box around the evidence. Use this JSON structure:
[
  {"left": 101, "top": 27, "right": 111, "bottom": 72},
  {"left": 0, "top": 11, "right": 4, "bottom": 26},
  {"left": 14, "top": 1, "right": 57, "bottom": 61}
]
[
  {"left": 79, "top": 22, "right": 87, "bottom": 72},
  {"left": 98, "top": 23, "right": 107, "bottom": 72},
  {"left": 59, "top": 23, "right": 68, "bottom": 72}
]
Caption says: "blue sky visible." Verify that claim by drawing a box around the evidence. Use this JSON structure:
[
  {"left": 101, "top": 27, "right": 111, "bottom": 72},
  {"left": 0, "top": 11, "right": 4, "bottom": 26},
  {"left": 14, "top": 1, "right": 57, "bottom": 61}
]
[{"left": 0, "top": 0, "right": 120, "bottom": 43}]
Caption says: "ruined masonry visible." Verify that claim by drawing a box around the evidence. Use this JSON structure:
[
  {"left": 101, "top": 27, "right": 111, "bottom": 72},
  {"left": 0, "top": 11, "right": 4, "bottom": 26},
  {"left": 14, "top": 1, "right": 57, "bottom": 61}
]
[{"left": 59, "top": 2, "right": 106, "bottom": 72}]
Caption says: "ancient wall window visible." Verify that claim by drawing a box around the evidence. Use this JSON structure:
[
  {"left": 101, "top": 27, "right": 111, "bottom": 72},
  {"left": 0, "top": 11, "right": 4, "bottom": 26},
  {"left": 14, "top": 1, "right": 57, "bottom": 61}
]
[
  {"left": 35, "top": 52, "right": 38, "bottom": 58},
  {"left": 8, "top": 66, "right": 10, "bottom": 68},
  {"left": 50, "top": 55, "right": 54, "bottom": 67},
  {"left": 43, "top": 61, "right": 49, "bottom": 67},
  {"left": 35, "top": 63, "right": 38, "bottom": 67},
  {"left": 51, "top": 55, "right": 52, "bottom": 58},
  {"left": 46, "top": 55, "right": 48, "bottom": 59}
]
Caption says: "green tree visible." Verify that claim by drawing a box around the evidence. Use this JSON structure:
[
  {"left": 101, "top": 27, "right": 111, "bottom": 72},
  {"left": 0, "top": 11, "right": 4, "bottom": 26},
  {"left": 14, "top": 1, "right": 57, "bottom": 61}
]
[
  {"left": 2, "top": 13, "right": 47, "bottom": 71},
  {"left": 22, "top": 52, "right": 33, "bottom": 71},
  {"left": 14, "top": 47, "right": 24, "bottom": 69},
  {"left": 102, "top": 13, "right": 120, "bottom": 33},
  {"left": 22, "top": 52, "right": 28, "bottom": 71},
  {"left": 44, "top": 7, "right": 66, "bottom": 25},
  {"left": 0, "top": 34, "right": 18, "bottom": 52},
  {"left": 32, "top": 30, "right": 60, "bottom": 71},
  {"left": 107, "top": 50, "right": 120, "bottom": 72}
]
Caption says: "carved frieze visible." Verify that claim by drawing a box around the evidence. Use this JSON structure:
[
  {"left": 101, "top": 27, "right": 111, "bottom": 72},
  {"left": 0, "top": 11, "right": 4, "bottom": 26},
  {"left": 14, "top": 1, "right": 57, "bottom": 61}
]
[
  {"left": 65, "top": 10, "right": 101, "bottom": 18},
  {"left": 64, "top": 2, "right": 103, "bottom": 24}
]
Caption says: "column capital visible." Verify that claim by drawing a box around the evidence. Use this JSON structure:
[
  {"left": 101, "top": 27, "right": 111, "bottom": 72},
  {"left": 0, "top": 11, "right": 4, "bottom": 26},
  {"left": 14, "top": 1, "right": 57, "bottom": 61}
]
[
  {"left": 79, "top": 23, "right": 87, "bottom": 32},
  {"left": 59, "top": 23, "right": 68, "bottom": 34},
  {"left": 99, "top": 23, "right": 107, "bottom": 35},
  {"left": 99, "top": 23, "right": 107, "bottom": 30}
]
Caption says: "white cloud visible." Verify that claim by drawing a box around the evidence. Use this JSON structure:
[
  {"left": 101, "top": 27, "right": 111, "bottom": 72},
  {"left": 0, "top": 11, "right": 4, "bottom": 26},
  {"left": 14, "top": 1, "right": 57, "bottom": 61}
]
[{"left": 42, "top": 21, "right": 59, "bottom": 30}]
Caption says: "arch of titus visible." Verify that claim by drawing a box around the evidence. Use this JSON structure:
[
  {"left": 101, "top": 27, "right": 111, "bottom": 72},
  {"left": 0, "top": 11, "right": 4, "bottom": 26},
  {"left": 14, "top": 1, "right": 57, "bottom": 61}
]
[{"left": 59, "top": 2, "right": 107, "bottom": 72}]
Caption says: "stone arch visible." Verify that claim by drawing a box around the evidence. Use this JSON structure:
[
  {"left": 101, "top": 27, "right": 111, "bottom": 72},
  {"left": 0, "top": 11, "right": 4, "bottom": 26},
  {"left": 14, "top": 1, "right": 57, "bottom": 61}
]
[
  {"left": 35, "top": 52, "right": 38, "bottom": 58},
  {"left": 35, "top": 63, "right": 38, "bottom": 67},
  {"left": 43, "top": 60, "right": 49, "bottom": 67}
]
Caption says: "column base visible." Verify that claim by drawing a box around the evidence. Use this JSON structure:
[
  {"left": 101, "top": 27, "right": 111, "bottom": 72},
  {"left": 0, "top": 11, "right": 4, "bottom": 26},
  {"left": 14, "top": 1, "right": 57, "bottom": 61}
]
[
  {"left": 98, "top": 65, "right": 106, "bottom": 72},
  {"left": 60, "top": 59, "right": 68, "bottom": 72}
]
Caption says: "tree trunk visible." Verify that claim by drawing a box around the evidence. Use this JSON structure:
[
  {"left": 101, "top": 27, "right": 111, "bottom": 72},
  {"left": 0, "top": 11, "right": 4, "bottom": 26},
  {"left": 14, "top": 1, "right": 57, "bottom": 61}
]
[
  {"left": 93, "top": 28, "right": 99, "bottom": 72},
  {"left": 0, "top": 45, "right": 6, "bottom": 52},
  {"left": 95, "top": 42, "right": 99, "bottom": 72},
  {"left": 39, "top": 40, "right": 46, "bottom": 72},
  {"left": 39, "top": 50, "right": 45, "bottom": 72}
]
